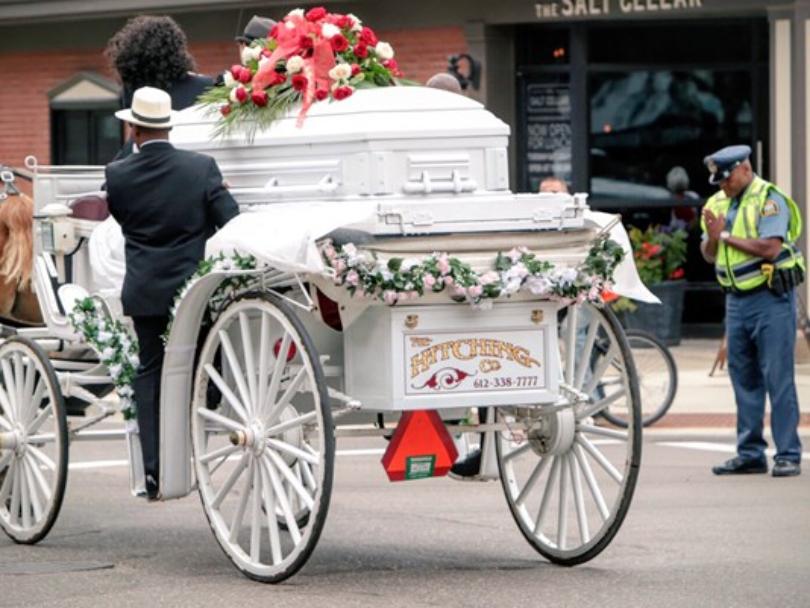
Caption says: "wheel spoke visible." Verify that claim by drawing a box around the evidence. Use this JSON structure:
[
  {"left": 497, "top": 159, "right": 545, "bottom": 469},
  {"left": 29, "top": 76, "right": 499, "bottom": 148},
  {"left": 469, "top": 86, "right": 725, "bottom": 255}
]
[
  {"left": 204, "top": 364, "right": 249, "bottom": 425},
  {"left": 249, "top": 460, "right": 262, "bottom": 563},
  {"left": 20, "top": 359, "right": 36, "bottom": 426},
  {"left": 228, "top": 457, "right": 253, "bottom": 544},
  {"left": 196, "top": 406, "right": 245, "bottom": 434},
  {"left": 266, "top": 438, "right": 319, "bottom": 465},
  {"left": 502, "top": 441, "right": 531, "bottom": 463},
  {"left": 259, "top": 459, "right": 283, "bottom": 565},
  {"left": 0, "top": 377, "right": 16, "bottom": 424},
  {"left": 265, "top": 367, "right": 308, "bottom": 427},
  {"left": 557, "top": 455, "right": 570, "bottom": 550},
  {"left": 27, "top": 401, "right": 53, "bottom": 436},
  {"left": 27, "top": 446, "right": 56, "bottom": 471},
  {"left": 577, "top": 435, "right": 623, "bottom": 484},
  {"left": 533, "top": 455, "right": 559, "bottom": 535},
  {"left": 262, "top": 456, "right": 301, "bottom": 545},
  {"left": 200, "top": 443, "right": 240, "bottom": 465},
  {"left": 516, "top": 455, "right": 551, "bottom": 506},
  {"left": 257, "top": 313, "right": 271, "bottom": 421},
  {"left": 577, "top": 423, "right": 628, "bottom": 441},
  {"left": 21, "top": 457, "right": 42, "bottom": 523},
  {"left": 564, "top": 306, "right": 579, "bottom": 385},
  {"left": 583, "top": 345, "right": 618, "bottom": 395},
  {"left": 25, "top": 452, "right": 52, "bottom": 505},
  {"left": 262, "top": 333, "right": 290, "bottom": 420},
  {"left": 265, "top": 411, "right": 317, "bottom": 438},
  {"left": 24, "top": 381, "right": 46, "bottom": 428},
  {"left": 212, "top": 452, "right": 249, "bottom": 509},
  {"left": 0, "top": 451, "right": 12, "bottom": 472},
  {"left": 300, "top": 459, "right": 317, "bottom": 491},
  {"left": 0, "top": 459, "right": 15, "bottom": 506},
  {"left": 219, "top": 330, "right": 254, "bottom": 420},
  {"left": 0, "top": 410, "right": 12, "bottom": 431},
  {"left": 27, "top": 433, "right": 56, "bottom": 445},
  {"left": 569, "top": 451, "right": 590, "bottom": 544},
  {"left": 10, "top": 460, "right": 21, "bottom": 525},
  {"left": 573, "top": 444, "right": 609, "bottom": 522},
  {"left": 13, "top": 354, "right": 24, "bottom": 426},
  {"left": 574, "top": 317, "right": 600, "bottom": 390},
  {"left": 265, "top": 450, "right": 314, "bottom": 510},
  {"left": 578, "top": 388, "right": 626, "bottom": 420},
  {"left": 239, "top": 313, "right": 258, "bottom": 412}
]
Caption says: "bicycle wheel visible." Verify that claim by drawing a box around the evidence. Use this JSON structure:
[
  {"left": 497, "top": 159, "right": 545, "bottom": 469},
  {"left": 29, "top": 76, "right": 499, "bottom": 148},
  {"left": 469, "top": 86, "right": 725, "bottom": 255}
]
[{"left": 601, "top": 329, "right": 677, "bottom": 428}]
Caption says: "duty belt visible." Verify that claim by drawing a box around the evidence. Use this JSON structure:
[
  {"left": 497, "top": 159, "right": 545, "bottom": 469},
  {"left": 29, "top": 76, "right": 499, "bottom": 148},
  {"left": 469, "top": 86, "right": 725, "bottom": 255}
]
[{"left": 715, "top": 247, "right": 797, "bottom": 281}]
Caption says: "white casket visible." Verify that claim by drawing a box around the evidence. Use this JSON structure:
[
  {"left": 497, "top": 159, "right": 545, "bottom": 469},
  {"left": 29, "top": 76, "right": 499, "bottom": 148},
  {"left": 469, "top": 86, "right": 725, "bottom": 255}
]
[{"left": 170, "top": 86, "right": 588, "bottom": 236}]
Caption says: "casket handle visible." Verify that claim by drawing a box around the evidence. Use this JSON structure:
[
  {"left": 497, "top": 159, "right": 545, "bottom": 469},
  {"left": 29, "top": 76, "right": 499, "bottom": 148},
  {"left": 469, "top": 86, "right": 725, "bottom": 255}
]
[
  {"left": 402, "top": 170, "right": 477, "bottom": 195},
  {"left": 233, "top": 175, "right": 339, "bottom": 198}
]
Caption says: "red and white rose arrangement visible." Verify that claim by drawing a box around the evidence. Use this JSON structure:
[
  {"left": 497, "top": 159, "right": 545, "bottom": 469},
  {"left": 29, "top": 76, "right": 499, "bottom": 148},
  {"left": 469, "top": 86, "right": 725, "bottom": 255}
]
[{"left": 198, "top": 7, "right": 403, "bottom": 137}]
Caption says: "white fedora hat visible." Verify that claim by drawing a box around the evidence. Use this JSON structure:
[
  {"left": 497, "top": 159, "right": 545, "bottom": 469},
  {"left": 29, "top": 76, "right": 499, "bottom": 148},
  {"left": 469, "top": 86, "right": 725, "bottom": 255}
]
[{"left": 115, "top": 86, "right": 176, "bottom": 129}]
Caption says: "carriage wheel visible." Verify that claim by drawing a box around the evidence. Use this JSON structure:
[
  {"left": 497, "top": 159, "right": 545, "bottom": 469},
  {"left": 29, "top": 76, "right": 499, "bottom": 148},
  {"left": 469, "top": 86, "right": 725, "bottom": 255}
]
[
  {"left": 497, "top": 303, "right": 641, "bottom": 565},
  {"left": 0, "top": 337, "right": 68, "bottom": 544},
  {"left": 191, "top": 292, "right": 334, "bottom": 583}
]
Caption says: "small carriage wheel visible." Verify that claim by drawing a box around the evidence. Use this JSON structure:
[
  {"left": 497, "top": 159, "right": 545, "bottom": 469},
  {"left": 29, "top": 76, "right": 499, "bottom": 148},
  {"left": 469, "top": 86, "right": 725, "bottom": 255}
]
[
  {"left": 191, "top": 292, "right": 334, "bottom": 583},
  {"left": 496, "top": 303, "right": 641, "bottom": 566},
  {"left": 0, "top": 337, "right": 69, "bottom": 544},
  {"left": 600, "top": 329, "right": 678, "bottom": 429}
]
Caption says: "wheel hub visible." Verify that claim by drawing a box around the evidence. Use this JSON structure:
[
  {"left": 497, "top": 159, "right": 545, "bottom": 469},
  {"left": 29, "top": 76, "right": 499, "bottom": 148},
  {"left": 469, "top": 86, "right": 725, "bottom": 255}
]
[
  {"left": 0, "top": 426, "right": 24, "bottom": 456},
  {"left": 527, "top": 409, "right": 576, "bottom": 456}
]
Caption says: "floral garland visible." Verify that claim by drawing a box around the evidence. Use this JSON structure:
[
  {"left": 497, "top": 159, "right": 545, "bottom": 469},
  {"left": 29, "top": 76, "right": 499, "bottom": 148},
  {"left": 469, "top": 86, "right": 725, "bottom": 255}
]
[
  {"left": 162, "top": 251, "right": 260, "bottom": 343},
  {"left": 68, "top": 298, "right": 139, "bottom": 420},
  {"left": 198, "top": 7, "right": 402, "bottom": 138},
  {"left": 320, "top": 236, "right": 625, "bottom": 307}
]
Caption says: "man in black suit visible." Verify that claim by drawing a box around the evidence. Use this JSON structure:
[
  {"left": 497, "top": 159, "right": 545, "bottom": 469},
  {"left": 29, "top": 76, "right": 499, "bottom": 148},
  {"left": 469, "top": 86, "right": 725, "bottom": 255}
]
[{"left": 106, "top": 86, "right": 239, "bottom": 499}]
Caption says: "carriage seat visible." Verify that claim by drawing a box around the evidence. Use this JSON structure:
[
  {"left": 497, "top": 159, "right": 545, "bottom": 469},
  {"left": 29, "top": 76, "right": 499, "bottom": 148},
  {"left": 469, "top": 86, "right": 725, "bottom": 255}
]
[{"left": 70, "top": 195, "right": 109, "bottom": 221}]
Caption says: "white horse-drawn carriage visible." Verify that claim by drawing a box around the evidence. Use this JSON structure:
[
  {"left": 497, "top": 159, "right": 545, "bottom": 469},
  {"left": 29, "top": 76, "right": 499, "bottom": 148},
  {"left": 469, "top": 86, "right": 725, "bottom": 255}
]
[{"left": 0, "top": 87, "right": 642, "bottom": 582}]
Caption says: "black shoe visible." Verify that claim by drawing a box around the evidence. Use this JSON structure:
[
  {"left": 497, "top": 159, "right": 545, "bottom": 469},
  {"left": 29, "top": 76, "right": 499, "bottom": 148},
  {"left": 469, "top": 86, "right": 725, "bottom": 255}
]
[
  {"left": 145, "top": 474, "right": 160, "bottom": 501},
  {"left": 450, "top": 449, "right": 481, "bottom": 479},
  {"left": 772, "top": 459, "right": 801, "bottom": 477},
  {"left": 712, "top": 457, "right": 768, "bottom": 476}
]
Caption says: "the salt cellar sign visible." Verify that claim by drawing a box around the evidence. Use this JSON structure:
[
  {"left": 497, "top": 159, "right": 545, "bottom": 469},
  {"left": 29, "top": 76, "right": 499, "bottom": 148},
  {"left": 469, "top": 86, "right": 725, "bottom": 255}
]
[{"left": 536, "top": 0, "right": 704, "bottom": 19}]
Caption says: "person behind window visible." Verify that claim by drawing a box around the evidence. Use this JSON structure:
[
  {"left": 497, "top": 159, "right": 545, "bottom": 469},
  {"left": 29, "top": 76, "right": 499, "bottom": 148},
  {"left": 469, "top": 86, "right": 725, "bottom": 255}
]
[
  {"left": 426, "top": 72, "right": 463, "bottom": 95},
  {"left": 539, "top": 176, "right": 570, "bottom": 194},
  {"left": 666, "top": 166, "right": 699, "bottom": 228}
]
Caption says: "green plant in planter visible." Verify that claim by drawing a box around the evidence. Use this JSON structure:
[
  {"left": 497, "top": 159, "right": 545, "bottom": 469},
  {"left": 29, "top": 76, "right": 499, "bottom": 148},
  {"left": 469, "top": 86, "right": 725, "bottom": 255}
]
[{"left": 612, "top": 225, "right": 688, "bottom": 313}]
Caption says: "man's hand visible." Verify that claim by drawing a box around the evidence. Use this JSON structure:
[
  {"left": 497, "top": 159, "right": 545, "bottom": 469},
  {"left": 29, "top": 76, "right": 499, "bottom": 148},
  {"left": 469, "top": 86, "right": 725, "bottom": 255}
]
[{"left": 702, "top": 208, "right": 726, "bottom": 242}]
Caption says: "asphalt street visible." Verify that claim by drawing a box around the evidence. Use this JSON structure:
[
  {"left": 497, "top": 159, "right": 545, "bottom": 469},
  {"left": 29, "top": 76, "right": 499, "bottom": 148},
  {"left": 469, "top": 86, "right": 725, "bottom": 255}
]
[{"left": 1, "top": 431, "right": 809, "bottom": 608}]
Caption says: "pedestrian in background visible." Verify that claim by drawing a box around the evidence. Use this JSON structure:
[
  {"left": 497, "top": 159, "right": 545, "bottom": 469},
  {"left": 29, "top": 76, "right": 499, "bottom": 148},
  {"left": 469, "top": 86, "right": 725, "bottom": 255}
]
[{"left": 700, "top": 145, "right": 805, "bottom": 477}]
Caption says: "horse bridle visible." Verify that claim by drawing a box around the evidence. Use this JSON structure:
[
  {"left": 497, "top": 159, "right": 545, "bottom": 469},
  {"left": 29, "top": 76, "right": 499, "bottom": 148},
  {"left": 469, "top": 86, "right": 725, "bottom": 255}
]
[{"left": 0, "top": 166, "right": 21, "bottom": 201}]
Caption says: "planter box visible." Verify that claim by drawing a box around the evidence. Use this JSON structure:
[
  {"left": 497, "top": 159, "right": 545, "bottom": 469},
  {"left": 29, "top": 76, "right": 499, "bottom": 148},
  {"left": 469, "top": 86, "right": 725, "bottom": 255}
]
[{"left": 618, "top": 280, "right": 686, "bottom": 346}]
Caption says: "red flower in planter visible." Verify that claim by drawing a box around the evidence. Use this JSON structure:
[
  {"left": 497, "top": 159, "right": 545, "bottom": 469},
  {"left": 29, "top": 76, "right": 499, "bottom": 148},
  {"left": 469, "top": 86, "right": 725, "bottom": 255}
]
[{"left": 669, "top": 268, "right": 685, "bottom": 280}]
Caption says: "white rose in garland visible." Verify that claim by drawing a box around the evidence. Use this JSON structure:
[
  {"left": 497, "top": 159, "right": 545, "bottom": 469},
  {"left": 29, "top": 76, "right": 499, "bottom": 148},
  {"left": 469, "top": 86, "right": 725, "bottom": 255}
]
[
  {"left": 68, "top": 298, "right": 140, "bottom": 420},
  {"left": 286, "top": 55, "right": 305, "bottom": 74},
  {"left": 374, "top": 41, "right": 395, "bottom": 61}
]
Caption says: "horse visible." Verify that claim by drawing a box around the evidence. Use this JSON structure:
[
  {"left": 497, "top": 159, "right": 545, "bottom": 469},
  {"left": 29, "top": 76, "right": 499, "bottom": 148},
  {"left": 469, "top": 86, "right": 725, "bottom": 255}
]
[{"left": 0, "top": 189, "right": 43, "bottom": 326}]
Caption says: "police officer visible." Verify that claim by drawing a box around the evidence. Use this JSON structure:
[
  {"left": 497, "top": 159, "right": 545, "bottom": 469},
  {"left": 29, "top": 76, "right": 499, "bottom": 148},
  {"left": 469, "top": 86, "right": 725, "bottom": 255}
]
[{"left": 701, "top": 145, "right": 805, "bottom": 477}]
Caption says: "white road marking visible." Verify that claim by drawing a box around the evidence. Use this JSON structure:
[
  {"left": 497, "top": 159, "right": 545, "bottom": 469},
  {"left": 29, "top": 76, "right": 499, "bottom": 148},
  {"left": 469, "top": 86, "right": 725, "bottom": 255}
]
[{"left": 657, "top": 441, "right": 810, "bottom": 459}]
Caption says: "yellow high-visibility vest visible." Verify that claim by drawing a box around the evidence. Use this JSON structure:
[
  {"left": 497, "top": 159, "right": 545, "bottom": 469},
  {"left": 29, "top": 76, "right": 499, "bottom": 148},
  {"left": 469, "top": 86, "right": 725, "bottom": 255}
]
[{"left": 701, "top": 176, "right": 804, "bottom": 291}]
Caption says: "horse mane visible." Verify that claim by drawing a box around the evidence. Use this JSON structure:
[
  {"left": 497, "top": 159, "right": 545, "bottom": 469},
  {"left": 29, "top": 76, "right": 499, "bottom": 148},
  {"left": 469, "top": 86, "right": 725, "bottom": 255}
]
[{"left": 0, "top": 192, "right": 34, "bottom": 287}]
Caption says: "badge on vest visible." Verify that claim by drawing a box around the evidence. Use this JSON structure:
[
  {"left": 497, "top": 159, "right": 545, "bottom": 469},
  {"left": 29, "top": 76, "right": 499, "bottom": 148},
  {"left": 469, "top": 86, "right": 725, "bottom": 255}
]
[{"left": 762, "top": 199, "right": 780, "bottom": 216}]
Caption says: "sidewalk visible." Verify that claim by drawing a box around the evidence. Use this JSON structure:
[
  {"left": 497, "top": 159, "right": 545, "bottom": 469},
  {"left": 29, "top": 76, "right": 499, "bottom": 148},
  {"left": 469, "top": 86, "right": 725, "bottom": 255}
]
[{"left": 649, "top": 337, "right": 810, "bottom": 429}]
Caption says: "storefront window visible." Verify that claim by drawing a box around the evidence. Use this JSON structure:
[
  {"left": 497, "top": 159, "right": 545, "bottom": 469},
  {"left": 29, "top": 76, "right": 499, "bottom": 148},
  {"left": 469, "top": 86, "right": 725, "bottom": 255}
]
[
  {"left": 589, "top": 69, "right": 753, "bottom": 202},
  {"left": 524, "top": 75, "right": 572, "bottom": 191}
]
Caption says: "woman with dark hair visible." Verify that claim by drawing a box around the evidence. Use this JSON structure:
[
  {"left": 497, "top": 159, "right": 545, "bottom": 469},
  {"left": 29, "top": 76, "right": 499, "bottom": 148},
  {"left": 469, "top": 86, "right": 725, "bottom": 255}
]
[
  {"left": 106, "top": 15, "right": 213, "bottom": 110},
  {"left": 106, "top": 15, "right": 213, "bottom": 159}
]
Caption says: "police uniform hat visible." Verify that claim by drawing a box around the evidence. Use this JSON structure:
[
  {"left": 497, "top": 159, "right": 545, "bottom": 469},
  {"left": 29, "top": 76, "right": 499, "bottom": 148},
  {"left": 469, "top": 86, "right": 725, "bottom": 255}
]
[
  {"left": 235, "top": 15, "right": 276, "bottom": 44},
  {"left": 703, "top": 145, "right": 751, "bottom": 185}
]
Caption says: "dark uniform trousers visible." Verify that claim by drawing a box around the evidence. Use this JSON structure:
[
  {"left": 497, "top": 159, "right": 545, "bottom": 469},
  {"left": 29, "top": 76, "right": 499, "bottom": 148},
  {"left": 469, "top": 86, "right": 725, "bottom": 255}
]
[{"left": 132, "top": 315, "right": 170, "bottom": 491}]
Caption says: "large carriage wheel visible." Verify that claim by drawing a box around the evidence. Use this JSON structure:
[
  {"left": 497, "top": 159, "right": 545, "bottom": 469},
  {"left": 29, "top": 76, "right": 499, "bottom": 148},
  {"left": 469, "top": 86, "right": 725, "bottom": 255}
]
[
  {"left": 191, "top": 292, "right": 334, "bottom": 583},
  {"left": 497, "top": 302, "right": 641, "bottom": 565},
  {"left": 0, "top": 337, "right": 68, "bottom": 544}
]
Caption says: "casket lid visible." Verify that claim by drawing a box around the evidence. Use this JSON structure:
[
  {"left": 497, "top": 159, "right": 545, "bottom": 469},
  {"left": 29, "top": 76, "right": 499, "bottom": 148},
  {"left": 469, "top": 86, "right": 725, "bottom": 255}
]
[{"left": 170, "top": 86, "right": 509, "bottom": 149}]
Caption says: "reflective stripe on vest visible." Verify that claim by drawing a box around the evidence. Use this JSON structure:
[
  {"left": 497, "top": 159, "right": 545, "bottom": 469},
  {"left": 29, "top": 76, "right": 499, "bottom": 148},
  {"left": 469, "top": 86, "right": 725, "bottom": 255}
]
[{"left": 702, "top": 176, "right": 805, "bottom": 291}]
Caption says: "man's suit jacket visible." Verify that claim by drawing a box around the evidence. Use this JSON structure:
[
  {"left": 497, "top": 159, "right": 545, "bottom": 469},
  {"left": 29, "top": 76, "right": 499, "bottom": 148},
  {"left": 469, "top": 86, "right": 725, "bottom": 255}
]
[{"left": 105, "top": 141, "right": 239, "bottom": 317}]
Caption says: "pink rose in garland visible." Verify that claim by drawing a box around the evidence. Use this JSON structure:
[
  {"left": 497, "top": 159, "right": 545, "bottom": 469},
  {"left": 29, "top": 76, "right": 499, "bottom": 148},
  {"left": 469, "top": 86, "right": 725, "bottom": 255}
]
[{"left": 200, "top": 6, "right": 403, "bottom": 137}]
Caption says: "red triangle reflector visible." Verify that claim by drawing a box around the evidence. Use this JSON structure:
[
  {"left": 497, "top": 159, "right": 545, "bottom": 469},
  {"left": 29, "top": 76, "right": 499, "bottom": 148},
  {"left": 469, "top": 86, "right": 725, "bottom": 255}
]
[{"left": 381, "top": 410, "right": 459, "bottom": 482}]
